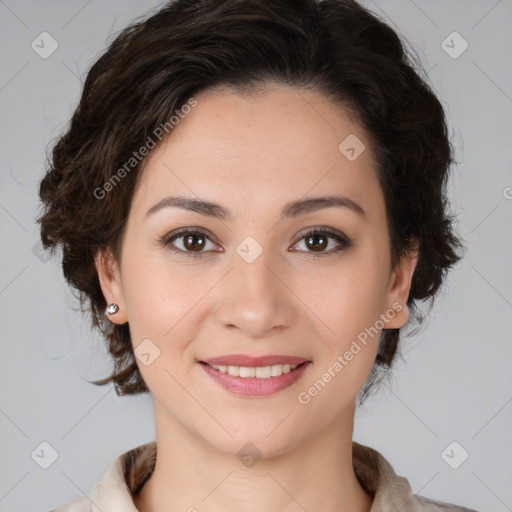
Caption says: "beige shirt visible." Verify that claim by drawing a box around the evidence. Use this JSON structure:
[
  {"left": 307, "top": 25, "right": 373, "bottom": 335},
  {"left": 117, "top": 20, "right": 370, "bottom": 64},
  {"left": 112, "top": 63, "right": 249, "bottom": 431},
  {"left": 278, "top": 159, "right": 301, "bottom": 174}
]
[{"left": 51, "top": 441, "right": 478, "bottom": 512}]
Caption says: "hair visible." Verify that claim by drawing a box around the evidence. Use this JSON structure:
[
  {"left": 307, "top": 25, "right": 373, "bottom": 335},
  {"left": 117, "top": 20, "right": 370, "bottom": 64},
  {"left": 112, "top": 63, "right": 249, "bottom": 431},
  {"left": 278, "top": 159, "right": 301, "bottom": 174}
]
[{"left": 37, "top": 0, "right": 463, "bottom": 404}]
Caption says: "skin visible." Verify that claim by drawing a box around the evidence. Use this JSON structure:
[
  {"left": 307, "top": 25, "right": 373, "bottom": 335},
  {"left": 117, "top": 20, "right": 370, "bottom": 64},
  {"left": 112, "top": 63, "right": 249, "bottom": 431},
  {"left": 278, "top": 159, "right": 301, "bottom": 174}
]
[{"left": 96, "top": 83, "right": 418, "bottom": 512}]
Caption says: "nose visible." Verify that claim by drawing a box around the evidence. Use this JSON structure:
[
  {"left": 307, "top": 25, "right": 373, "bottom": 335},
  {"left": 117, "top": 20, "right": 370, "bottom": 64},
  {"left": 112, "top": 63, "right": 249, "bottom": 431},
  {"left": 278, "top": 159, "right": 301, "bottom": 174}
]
[{"left": 213, "top": 242, "right": 295, "bottom": 339}]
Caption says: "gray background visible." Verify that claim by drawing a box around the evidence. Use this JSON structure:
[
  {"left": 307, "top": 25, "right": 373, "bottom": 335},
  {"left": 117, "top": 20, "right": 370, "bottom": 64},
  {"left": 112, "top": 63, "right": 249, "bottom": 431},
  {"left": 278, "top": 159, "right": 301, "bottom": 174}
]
[{"left": 0, "top": 1, "right": 511, "bottom": 511}]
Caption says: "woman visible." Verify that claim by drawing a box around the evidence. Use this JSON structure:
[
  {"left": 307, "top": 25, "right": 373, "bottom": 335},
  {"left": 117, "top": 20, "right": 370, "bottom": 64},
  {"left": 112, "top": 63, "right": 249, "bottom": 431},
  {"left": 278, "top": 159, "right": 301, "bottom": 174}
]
[{"left": 38, "top": 0, "right": 477, "bottom": 510}]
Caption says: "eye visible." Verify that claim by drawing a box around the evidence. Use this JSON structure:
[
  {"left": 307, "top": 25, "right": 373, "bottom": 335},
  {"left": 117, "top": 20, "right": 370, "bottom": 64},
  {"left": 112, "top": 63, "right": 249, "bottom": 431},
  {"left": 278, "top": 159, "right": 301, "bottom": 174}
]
[
  {"left": 160, "top": 226, "right": 351, "bottom": 259},
  {"left": 160, "top": 228, "right": 221, "bottom": 258},
  {"left": 290, "top": 227, "right": 351, "bottom": 257}
]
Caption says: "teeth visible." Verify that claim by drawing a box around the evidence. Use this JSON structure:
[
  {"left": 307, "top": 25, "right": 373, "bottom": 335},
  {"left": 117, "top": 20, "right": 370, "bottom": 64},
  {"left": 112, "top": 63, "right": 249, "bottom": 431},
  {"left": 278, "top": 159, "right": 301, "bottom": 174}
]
[{"left": 208, "top": 363, "right": 300, "bottom": 378}]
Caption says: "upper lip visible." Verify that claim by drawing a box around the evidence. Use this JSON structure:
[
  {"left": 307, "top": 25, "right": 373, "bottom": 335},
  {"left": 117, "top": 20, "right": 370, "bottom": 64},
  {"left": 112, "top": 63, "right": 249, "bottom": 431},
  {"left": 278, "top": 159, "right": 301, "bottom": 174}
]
[{"left": 201, "top": 354, "right": 310, "bottom": 367}]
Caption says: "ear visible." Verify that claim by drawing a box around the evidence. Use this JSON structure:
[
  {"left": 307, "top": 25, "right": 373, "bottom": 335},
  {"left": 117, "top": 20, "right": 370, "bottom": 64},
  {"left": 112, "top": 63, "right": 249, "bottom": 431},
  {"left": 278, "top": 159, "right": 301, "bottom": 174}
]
[
  {"left": 382, "top": 241, "right": 419, "bottom": 329},
  {"left": 94, "top": 248, "right": 128, "bottom": 324}
]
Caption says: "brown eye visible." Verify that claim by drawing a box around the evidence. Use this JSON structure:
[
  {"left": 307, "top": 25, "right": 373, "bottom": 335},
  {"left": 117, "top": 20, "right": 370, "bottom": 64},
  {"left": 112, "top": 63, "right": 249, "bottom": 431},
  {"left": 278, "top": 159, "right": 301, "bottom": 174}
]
[
  {"left": 183, "top": 233, "right": 206, "bottom": 252},
  {"left": 161, "top": 228, "right": 220, "bottom": 257},
  {"left": 291, "top": 227, "right": 351, "bottom": 257},
  {"left": 305, "top": 233, "right": 328, "bottom": 252}
]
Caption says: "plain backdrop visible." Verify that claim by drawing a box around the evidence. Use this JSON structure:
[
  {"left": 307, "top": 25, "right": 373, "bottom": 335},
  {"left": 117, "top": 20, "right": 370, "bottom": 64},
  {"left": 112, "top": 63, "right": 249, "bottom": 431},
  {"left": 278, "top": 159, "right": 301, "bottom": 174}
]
[{"left": 0, "top": 1, "right": 511, "bottom": 511}]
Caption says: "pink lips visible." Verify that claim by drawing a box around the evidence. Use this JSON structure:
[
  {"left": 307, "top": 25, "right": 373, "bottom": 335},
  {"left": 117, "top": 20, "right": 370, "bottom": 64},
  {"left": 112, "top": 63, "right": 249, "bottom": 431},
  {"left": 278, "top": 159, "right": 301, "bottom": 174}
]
[
  {"left": 199, "top": 354, "right": 311, "bottom": 397},
  {"left": 201, "top": 354, "right": 309, "bottom": 367}
]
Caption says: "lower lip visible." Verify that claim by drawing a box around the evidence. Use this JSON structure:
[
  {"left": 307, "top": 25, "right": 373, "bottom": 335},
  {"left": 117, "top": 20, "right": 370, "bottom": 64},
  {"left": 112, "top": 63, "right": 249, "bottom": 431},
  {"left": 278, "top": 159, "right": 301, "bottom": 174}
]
[{"left": 200, "top": 362, "right": 311, "bottom": 396}]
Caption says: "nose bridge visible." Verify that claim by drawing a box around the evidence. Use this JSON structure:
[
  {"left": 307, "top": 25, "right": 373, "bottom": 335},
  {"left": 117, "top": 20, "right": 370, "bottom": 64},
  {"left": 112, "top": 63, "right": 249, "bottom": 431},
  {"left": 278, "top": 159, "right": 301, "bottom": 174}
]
[
  {"left": 214, "top": 235, "right": 294, "bottom": 337},
  {"left": 234, "top": 237, "right": 276, "bottom": 295}
]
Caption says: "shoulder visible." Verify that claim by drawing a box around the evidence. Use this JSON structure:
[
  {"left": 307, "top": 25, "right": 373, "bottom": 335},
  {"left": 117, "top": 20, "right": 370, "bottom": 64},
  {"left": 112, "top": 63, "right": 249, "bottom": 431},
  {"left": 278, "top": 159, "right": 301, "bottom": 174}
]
[
  {"left": 352, "top": 441, "right": 480, "bottom": 512},
  {"left": 412, "top": 493, "right": 481, "bottom": 511},
  {"left": 49, "top": 496, "right": 90, "bottom": 511},
  {"left": 49, "top": 441, "right": 156, "bottom": 512}
]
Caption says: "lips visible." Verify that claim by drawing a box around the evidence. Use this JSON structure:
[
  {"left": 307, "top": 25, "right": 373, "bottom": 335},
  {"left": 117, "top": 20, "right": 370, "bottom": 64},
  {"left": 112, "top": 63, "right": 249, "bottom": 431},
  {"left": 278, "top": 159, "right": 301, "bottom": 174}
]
[
  {"left": 200, "top": 354, "right": 310, "bottom": 367},
  {"left": 200, "top": 359, "right": 311, "bottom": 396}
]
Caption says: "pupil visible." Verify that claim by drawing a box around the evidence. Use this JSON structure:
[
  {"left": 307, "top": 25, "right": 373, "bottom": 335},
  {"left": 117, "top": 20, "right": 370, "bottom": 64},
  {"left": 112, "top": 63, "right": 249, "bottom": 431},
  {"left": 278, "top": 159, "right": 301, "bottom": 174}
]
[
  {"left": 307, "top": 234, "right": 327, "bottom": 251},
  {"left": 185, "top": 234, "right": 205, "bottom": 251}
]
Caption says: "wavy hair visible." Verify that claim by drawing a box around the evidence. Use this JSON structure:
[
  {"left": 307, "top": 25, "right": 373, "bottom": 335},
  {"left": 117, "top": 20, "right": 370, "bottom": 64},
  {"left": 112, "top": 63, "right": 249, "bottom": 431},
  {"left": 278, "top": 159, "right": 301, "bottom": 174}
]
[{"left": 37, "top": 0, "right": 463, "bottom": 403}]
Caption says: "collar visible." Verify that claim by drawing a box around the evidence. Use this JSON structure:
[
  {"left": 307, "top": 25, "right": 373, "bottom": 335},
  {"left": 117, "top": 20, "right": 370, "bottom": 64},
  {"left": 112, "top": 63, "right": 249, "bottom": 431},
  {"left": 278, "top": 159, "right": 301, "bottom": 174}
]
[{"left": 88, "top": 441, "right": 424, "bottom": 511}]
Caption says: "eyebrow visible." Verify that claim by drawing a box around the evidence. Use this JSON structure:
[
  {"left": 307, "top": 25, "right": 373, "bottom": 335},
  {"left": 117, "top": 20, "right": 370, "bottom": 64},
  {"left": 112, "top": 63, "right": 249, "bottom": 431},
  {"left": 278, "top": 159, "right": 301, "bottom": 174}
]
[{"left": 145, "top": 194, "right": 366, "bottom": 221}]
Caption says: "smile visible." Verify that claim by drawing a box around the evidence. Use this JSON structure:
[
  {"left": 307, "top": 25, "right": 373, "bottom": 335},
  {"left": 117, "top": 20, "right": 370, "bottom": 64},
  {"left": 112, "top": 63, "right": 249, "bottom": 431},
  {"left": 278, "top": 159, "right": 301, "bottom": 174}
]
[
  {"left": 207, "top": 363, "right": 300, "bottom": 378},
  {"left": 199, "top": 361, "right": 310, "bottom": 396}
]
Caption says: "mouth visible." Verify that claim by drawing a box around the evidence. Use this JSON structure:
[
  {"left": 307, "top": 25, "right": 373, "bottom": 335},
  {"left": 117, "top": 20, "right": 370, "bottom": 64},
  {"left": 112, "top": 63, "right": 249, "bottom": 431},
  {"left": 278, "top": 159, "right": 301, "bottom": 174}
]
[
  {"left": 199, "top": 360, "right": 308, "bottom": 378},
  {"left": 200, "top": 353, "right": 309, "bottom": 367},
  {"left": 198, "top": 360, "right": 312, "bottom": 396}
]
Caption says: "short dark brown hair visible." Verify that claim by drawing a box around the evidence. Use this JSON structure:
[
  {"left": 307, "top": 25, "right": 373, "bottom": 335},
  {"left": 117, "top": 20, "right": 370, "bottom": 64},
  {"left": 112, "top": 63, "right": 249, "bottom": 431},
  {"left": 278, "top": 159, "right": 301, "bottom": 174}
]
[{"left": 37, "top": 0, "right": 463, "bottom": 403}]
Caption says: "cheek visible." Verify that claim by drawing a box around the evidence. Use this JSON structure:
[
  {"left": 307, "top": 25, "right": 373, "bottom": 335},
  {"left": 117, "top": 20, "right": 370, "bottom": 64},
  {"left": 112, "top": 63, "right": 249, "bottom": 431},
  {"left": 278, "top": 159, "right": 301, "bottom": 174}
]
[
  {"left": 119, "top": 256, "right": 207, "bottom": 398},
  {"left": 295, "top": 244, "right": 390, "bottom": 388},
  {"left": 119, "top": 249, "right": 208, "bottom": 350},
  {"left": 302, "top": 248, "right": 390, "bottom": 336}
]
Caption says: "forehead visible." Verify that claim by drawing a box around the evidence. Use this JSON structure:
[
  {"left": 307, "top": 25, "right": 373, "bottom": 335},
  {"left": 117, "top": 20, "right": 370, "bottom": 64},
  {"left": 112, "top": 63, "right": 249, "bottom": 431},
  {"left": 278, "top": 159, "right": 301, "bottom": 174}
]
[
  {"left": 163, "top": 84, "right": 364, "bottom": 159},
  {"left": 131, "top": 84, "right": 383, "bottom": 219}
]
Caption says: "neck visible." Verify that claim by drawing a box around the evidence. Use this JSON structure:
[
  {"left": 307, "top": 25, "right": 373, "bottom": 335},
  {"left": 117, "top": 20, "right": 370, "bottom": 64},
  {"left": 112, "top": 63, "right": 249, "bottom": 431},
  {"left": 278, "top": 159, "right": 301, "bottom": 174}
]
[{"left": 134, "top": 402, "right": 373, "bottom": 512}]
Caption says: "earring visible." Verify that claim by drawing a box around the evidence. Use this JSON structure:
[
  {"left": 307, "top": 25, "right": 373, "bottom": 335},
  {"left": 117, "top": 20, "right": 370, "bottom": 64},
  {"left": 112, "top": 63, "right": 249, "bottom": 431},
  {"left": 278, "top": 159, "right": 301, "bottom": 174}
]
[{"left": 106, "top": 303, "right": 119, "bottom": 315}]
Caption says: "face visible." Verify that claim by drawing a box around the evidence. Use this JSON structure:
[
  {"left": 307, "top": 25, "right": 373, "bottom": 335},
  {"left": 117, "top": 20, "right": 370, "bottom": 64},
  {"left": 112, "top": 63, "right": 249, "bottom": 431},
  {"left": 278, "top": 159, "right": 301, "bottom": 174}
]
[{"left": 96, "top": 84, "right": 417, "bottom": 457}]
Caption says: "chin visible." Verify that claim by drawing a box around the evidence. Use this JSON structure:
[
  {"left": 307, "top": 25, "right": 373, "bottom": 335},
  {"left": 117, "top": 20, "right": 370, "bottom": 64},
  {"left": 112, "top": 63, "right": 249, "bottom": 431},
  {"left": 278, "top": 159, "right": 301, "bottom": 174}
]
[{"left": 199, "top": 418, "right": 304, "bottom": 460}]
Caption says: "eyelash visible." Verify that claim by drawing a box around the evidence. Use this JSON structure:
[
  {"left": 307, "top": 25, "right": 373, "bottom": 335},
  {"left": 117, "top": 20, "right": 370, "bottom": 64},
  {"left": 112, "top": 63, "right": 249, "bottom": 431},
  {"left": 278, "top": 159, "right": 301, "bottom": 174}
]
[{"left": 159, "top": 226, "right": 351, "bottom": 259}]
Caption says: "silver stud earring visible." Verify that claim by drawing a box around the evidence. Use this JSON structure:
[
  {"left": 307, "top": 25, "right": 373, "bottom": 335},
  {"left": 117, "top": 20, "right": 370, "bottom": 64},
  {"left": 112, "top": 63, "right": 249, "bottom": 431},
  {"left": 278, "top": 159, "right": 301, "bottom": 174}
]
[{"left": 106, "top": 303, "right": 119, "bottom": 315}]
